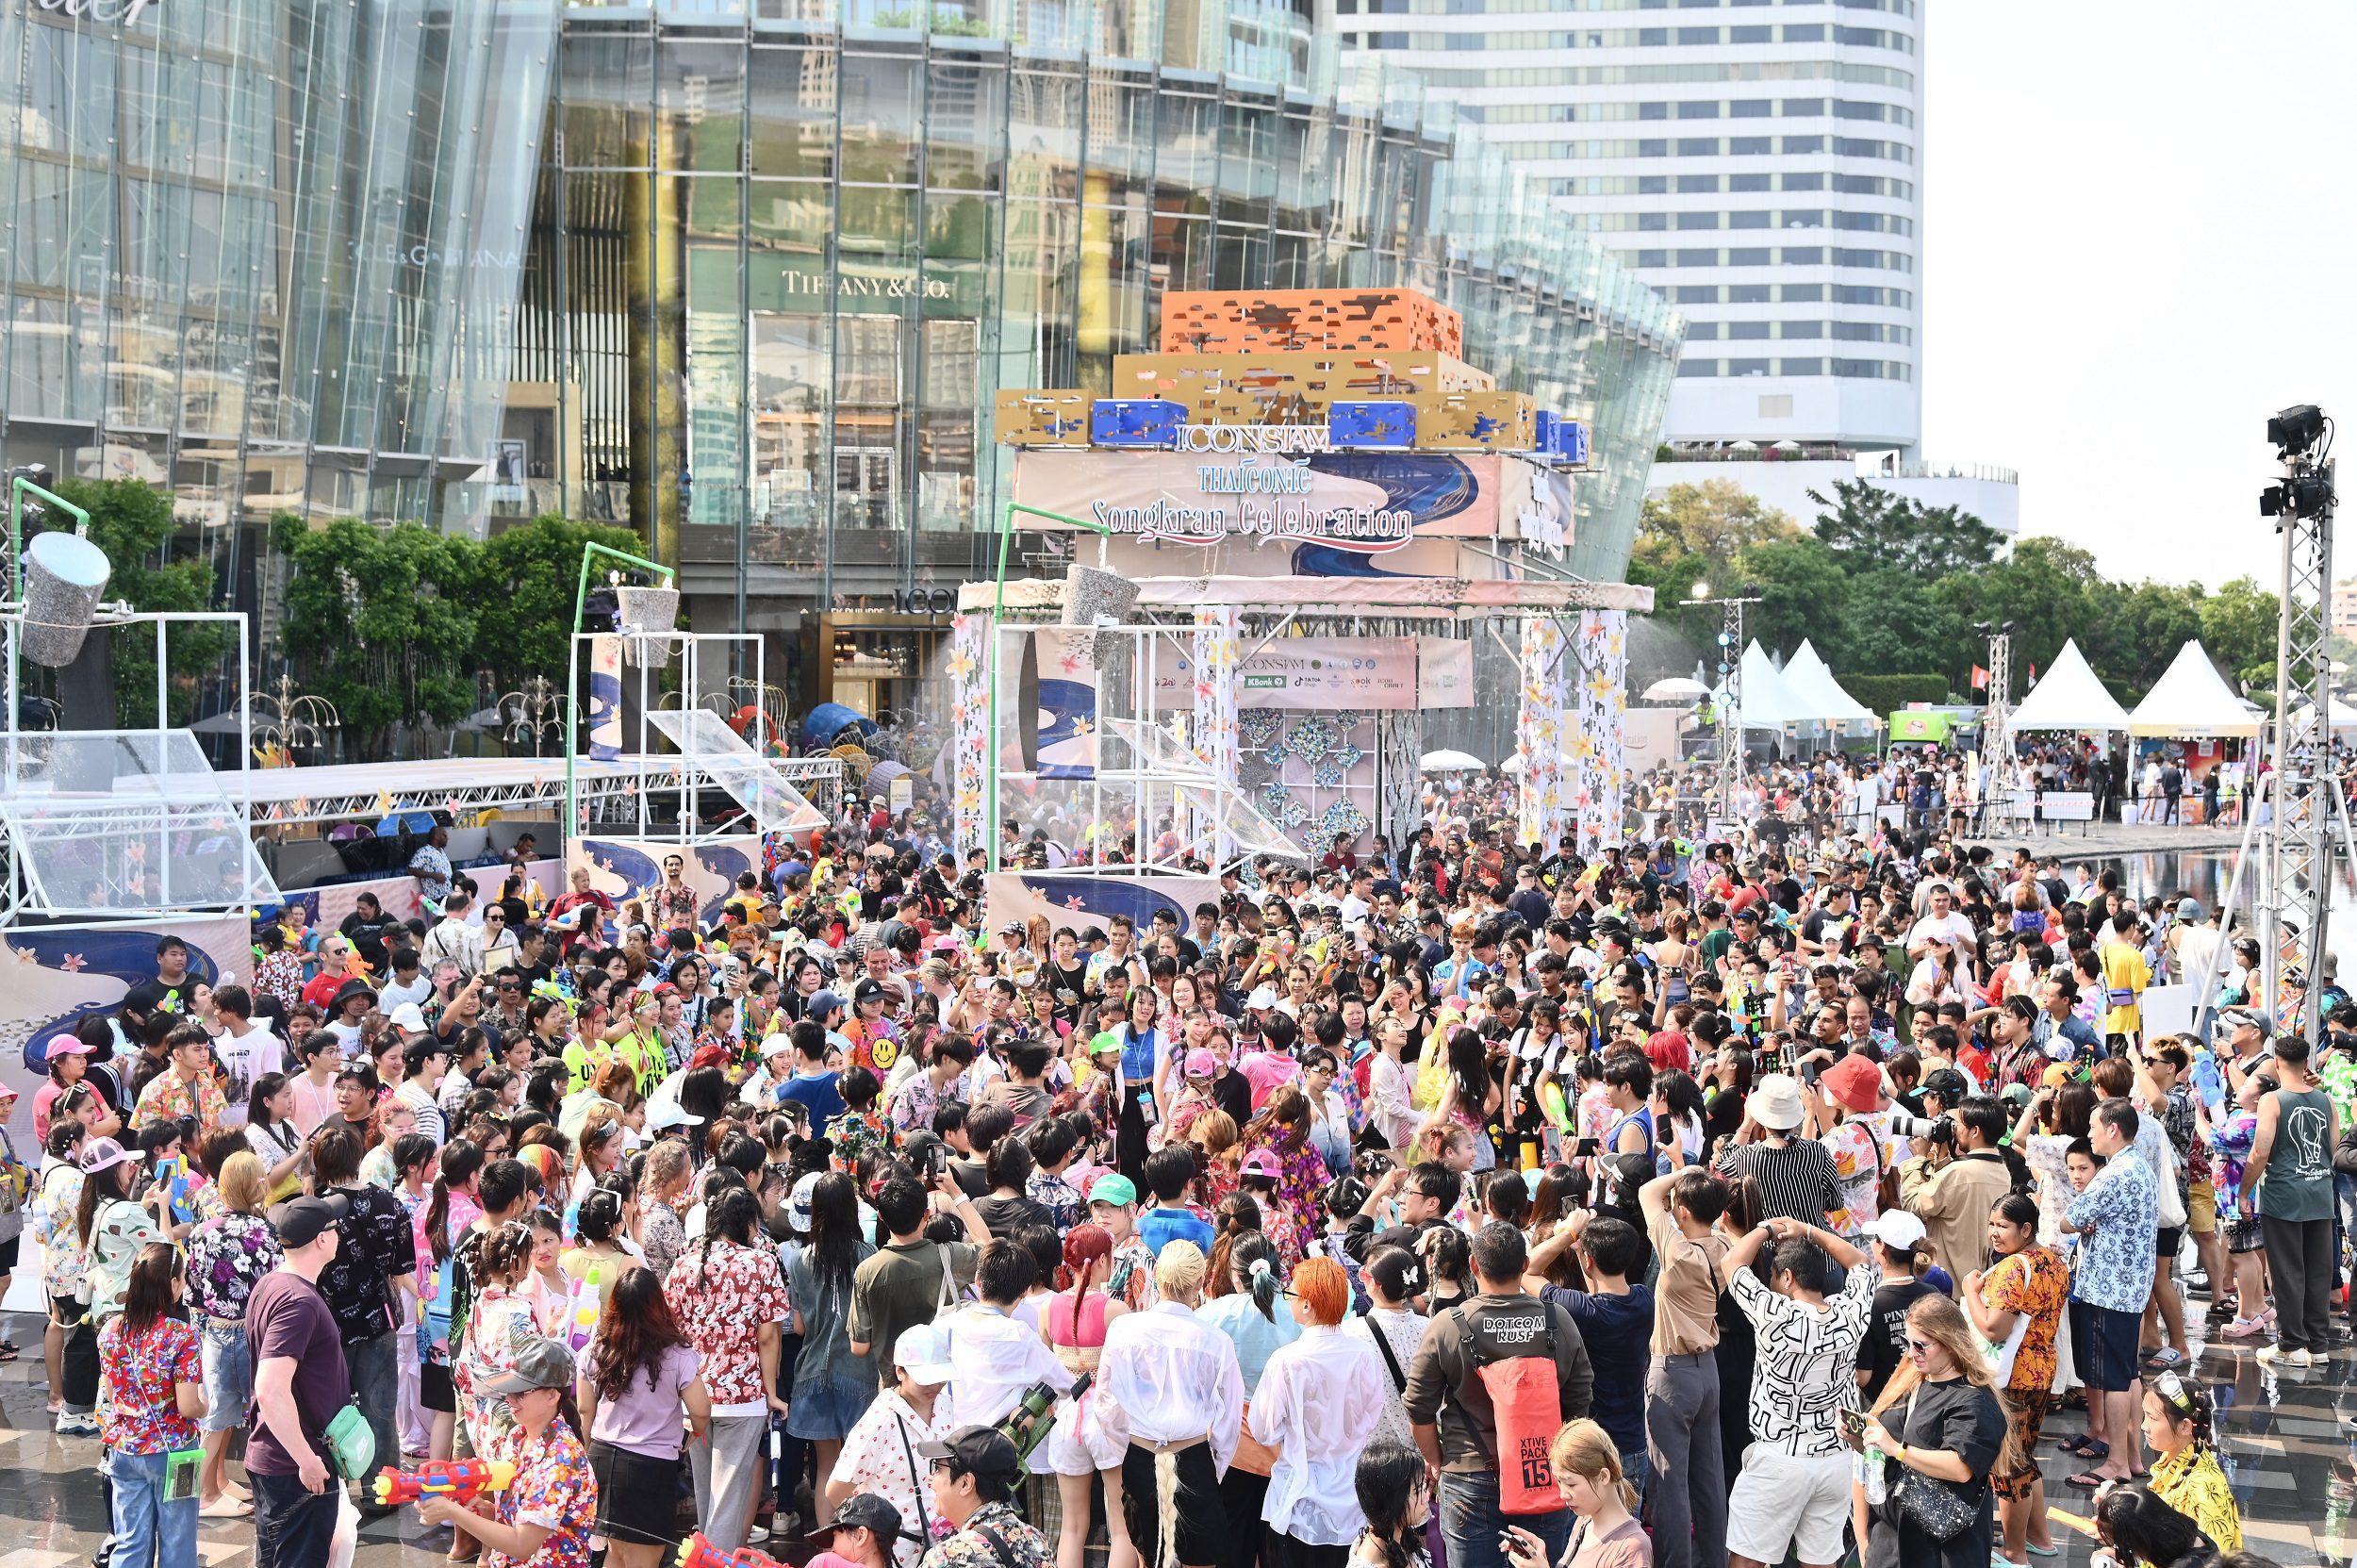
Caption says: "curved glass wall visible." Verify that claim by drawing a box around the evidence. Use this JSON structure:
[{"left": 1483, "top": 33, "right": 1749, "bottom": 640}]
[{"left": 0, "top": 0, "right": 1678, "bottom": 658}]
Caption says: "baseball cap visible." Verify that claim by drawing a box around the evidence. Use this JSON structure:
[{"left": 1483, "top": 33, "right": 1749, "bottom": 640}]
[
  {"left": 2176, "top": 898, "right": 2204, "bottom": 921},
  {"left": 1246, "top": 985, "right": 1279, "bottom": 1011},
  {"left": 814, "top": 1494, "right": 905, "bottom": 1548},
  {"left": 853, "top": 978, "right": 888, "bottom": 1005},
  {"left": 1239, "top": 1149, "right": 1281, "bottom": 1181},
  {"left": 1920, "top": 1067, "right": 1971, "bottom": 1102},
  {"left": 1088, "top": 1174, "right": 1138, "bottom": 1207},
  {"left": 46, "top": 1036, "right": 93, "bottom": 1061},
  {"left": 918, "top": 1426, "right": 1023, "bottom": 1488},
  {"left": 1088, "top": 1031, "right": 1124, "bottom": 1056},
  {"left": 891, "top": 1321, "right": 955, "bottom": 1385},
  {"left": 809, "top": 989, "right": 846, "bottom": 1018},
  {"left": 1871, "top": 1210, "right": 1928, "bottom": 1255},
  {"left": 646, "top": 1097, "right": 705, "bottom": 1131},
  {"left": 789, "top": 1171, "right": 822, "bottom": 1233},
  {"left": 2217, "top": 1006, "right": 2272, "bottom": 1039},
  {"left": 1184, "top": 1048, "right": 1218, "bottom": 1078},
  {"left": 268, "top": 1193, "right": 351, "bottom": 1248},
  {"left": 481, "top": 1332, "right": 578, "bottom": 1395},
  {"left": 77, "top": 1136, "right": 137, "bottom": 1177}
]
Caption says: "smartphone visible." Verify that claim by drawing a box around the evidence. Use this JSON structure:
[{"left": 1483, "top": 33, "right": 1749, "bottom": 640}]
[
  {"left": 1571, "top": 1136, "right": 1601, "bottom": 1158},
  {"left": 1838, "top": 1408, "right": 1868, "bottom": 1443}
]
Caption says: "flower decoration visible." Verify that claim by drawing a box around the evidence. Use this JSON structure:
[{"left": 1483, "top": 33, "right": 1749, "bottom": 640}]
[{"left": 1240, "top": 709, "right": 1282, "bottom": 748}]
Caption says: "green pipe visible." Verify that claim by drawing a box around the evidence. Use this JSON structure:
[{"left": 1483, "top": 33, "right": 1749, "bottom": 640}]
[
  {"left": 985, "top": 500, "right": 1104, "bottom": 874},
  {"left": 566, "top": 542, "right": 676, "bottom": 840}
]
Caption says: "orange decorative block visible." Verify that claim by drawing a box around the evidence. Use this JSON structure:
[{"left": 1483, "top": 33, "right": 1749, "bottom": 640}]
[{"left": 1158, "top": 288, "right": 1464, "bottom": 356}]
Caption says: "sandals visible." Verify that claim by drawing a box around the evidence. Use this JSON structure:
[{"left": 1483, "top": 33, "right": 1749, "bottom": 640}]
[
  {"left": 2063, "top": 1470, "right": 2111, "bottom": 1489},
  {"left": 2059, "top": 1435, "right": 2108, "bottom": 1461},
  {"left": 198, "top": 1497, "right": 252, "bottom": 1520}
]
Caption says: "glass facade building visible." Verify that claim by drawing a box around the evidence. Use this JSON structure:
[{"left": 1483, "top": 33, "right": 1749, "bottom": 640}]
[{"left": 1, "top": 0, "right": 1680, "bottom": 709}]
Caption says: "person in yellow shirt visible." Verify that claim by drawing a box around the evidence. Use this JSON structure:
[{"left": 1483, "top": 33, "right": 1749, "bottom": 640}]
[{"left": 2096, "top": 913, "right": 2151, "bottom": 1042}]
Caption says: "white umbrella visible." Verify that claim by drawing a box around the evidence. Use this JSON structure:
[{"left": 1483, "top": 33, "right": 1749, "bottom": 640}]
[
  {"left": 1499, "top": 754, "right": 1525, "bottom": 773},
  {"left": 1641, "top": 676, "right": 1711, "bottom": 703},
  {"left": 1419, "top": 749, "right": 1485, "bottom": 772}
]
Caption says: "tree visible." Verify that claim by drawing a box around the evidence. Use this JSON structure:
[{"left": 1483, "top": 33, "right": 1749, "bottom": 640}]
[
  {"left": 473, "top": 515, "right": 646, "bottom": 691},
  {"left": 1808, "top": 479, "right": 2004, "bottom": 580},
  {"left": 1739, "top": 536, "right": 1851, "bottom": 668},
  {"left": 2200, "top": 575, "right": 2282, "bottom": 693},
  {"left": 1635, "top": 478, "right": 1798, "bottom": 584},
  {"left": 276, "top": 518, "right": 485, "bottom": 758},
  {"left": 50, "top": 477, "right": 232, "bottom": 727}
]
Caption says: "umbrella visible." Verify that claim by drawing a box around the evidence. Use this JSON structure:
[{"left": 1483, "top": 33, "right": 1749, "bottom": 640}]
[
  {"left": 376, "top": 808, "right": 437, "bottom": 835},
  {"left": 1498, "top": 754, "right": 1525, "bottom": 773},
  {"left": 1419, "top": 749, "right": 1485, "bottom": 772},
  {"left": 1641, "top": 677, "right": 1711, "bottom": 703}
]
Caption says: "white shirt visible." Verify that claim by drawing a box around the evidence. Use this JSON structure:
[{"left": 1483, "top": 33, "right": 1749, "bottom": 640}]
[
  {"left": 1096, "top": 1300, "right": 1245, "bottom": 1472},
  {"left": 1367, "top": 1053, "right": 1418, "bottom": 1152},
  {"left": 421, "top": 917, "right": 484, "bottom": 978},
  {"left": 1904, "top": 910, "right": 1977, "bottom": 953},
  {"left": 213, "top": 1024, "right": 284, "bottom": 1126},
  {"left": 942, "top": 1303, "right": 1072, "bottom": 1439},
  {"left": 1250, "top": 1325, "right": 1388, "bottom": 1545}
]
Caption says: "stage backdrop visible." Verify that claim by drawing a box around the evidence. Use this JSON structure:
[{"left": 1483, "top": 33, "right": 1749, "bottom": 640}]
[
  {"left": 985, "top": 871, "right": 1223, "bottom": 945},
  {"left": 1, "top": 917, "right": 249, "bottom": 1099},
  {"left": 570, "top": 837, "right": 762, "bottom": 927}
]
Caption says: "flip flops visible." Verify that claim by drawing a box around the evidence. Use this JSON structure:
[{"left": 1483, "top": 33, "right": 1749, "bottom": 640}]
[{"left": 2058, "top": 1435, "right": 2108, "bottom": 1461}]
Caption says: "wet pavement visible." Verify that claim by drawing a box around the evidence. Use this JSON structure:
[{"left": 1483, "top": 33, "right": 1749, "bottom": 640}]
[{"left": 0, "top": 1294, "right": 2346, "bottom": 1568}]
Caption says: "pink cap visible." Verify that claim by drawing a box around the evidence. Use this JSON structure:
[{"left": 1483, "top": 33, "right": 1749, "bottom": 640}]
[
  {"left": 1240, "top": 1148, "right": 1282, "bottom": 1180},
  {"left": 46, "top": 1037, "right": 93, "bottom": 1060},
  {"left": 1184, "top": 1048, "right": 1219, "bottom": 1078}
]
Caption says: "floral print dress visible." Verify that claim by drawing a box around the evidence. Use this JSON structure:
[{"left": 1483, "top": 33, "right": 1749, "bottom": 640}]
[
  {"left": 186, "top": 1212, "right": 283, "bottom": 1322},
  {"left": 484, "top": 1414, "right": 599, "bottom": 1568}
]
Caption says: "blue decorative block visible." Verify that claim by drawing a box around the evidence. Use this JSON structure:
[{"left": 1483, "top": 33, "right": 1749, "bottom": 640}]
[
  {"left": 1536, "top": 412, "right": 1591, "bottom": 466},
  {"left": 1089, "top": 399, "right": 1187, "bottom": 447},
  {"left": 1328, "top": 400, "right": 1418, "bottom": 449}
]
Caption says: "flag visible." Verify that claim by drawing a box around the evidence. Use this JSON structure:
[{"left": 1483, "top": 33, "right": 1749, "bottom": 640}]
[{"left": 1970, "top": 665, "right": 1989, "bottom": 691}]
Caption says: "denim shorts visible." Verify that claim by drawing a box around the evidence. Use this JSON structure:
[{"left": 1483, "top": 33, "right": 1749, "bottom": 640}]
[
  {"left": 200, "top": 1323, "right": 251, "bottom": 1433},
  {"left": 784, "top": 1371, "right": 871, "bottom": 1441}
]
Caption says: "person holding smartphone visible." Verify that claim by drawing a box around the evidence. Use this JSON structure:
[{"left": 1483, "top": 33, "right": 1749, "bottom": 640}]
[{"left": 1499, "top": 1418, "right": 1646, "bottom": 1568}]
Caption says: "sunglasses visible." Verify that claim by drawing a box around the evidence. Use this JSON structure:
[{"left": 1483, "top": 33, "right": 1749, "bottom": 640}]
[
  {"left": 485, "top": 913, "right": 504, "bottom": 923},
  {"left": 1905, "top": 1337, "right": 1932, "bottom": 1357}
]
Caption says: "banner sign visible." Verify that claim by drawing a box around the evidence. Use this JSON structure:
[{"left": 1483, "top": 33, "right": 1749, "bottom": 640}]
[
  {"left": 569, "top": 837, "right": 762, "bottom": 929},
  {"left": 3, "top": 917, "right": 249, "bottom": 1089},
  {"left": 587, "top": 635, "right": 623, "bottom": 762},
  {"left": 1417, "top": 637, "right": 1476, "bottom": 709},
  {"left": 985, "top": 872, "right": 1223, "bottom": 950},
  {"left": 2038, "top": 792, "right": 2097, "bottom": 821},
  {"left": 1152, "top": 636, "right": 1422, "bottom": 711},
  {"left": 1030, "top": 628, "right": 1101, "bottom": 779},
  {"left": 1013, "top": 449, "right": 1511, "bottom": 552}
]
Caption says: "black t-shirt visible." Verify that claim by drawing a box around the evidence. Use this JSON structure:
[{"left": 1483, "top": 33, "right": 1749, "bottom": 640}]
[
  {"left": 1048, "top": 963, "right": 1089, "bottom": 1023},
  {"left": 123, "top": 973, "right": 191, "bottom": 1020},
  {"left": 1210, "top": 1068, "right": 1253, "bottom": 1128},
  {"left": 1857, "top": 1277, "right": 1940, "bottom": 1403},
  {"left": 972, "top": 1193, "right": 1052, "bottom": 1238}
]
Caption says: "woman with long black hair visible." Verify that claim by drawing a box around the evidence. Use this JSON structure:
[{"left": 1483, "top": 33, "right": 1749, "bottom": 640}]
[
  {"left": 787, "top": 1171, "right": 876, "bottom": 1492},
  {"left": 1347, "top": 1442, "right": 1432, "bottom": 1568},
  {"left": 580, "top": 1265, "right": 713, "bottom": 1568}
]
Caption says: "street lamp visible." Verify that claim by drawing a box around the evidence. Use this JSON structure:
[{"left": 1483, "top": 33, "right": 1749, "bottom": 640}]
[{"left": 1679, "top": 581, "right": 1762, "bottom": 828}]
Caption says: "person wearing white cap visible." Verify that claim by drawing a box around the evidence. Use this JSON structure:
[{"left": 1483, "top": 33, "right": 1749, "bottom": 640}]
[
  {"left": 1709, "top": 1074, "right": 1844, "bottom": 1229},
  {"left": 827, "top": 1319, "right": 953, "bottom": 1568}
]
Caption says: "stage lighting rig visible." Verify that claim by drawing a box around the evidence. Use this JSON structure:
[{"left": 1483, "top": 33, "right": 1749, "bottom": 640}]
[{"left": 2269, "top": 404, "right": 2326, "bottom": 457}]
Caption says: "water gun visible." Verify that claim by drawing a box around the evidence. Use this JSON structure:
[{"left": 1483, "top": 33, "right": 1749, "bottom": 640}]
[
  {"left": 568, "top": 1263, "right": 605, "bottom": 1352},
  {"left": 997, "top": 1371, "right": 1090, "bottom": 1466},
  {"left": 153, "top": 1153, "right": 201, "bottom": 1227},
  {"left": 678, "top": 1532, "right": 788, "bottom": 1568},
  {"left": 372, "top": 1459, "right": 517, "bottom": 1508}
]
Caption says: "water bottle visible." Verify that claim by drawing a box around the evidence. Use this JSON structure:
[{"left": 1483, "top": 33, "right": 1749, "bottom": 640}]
[{"left": 1859, "top": 1443, "right": 1887, "bottom": 1506}]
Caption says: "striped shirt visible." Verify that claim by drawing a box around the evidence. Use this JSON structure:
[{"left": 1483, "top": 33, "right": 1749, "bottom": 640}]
[{"left": 1713, "top": 1136, "right": 1846, "bottom": 1227}]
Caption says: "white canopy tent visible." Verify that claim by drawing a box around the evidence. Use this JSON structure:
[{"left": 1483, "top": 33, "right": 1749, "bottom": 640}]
[
  {"left": 1711, "top": 641, "right": 1813, "bottom": 730},
  {"left": 2292, "top": 696, "right": 2357, "bottom": 737},
  {"left": 2005, "top": 638, "right": 2131, "bottom": 733},
  {"left": 1780, "top": 639, "right": 1878, "bottom": 724},
  {"left": 2128, "top": 641, "right": 2262, "bottom": 738}
]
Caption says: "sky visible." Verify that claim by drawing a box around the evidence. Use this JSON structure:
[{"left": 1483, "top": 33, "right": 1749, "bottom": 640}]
[{"left": 1920, "top": 1, "right": 2357, "bottom": 591}]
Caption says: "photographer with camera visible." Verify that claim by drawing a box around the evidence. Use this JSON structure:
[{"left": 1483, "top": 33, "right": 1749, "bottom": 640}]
[{"left": 1894, "top": 1098, "right": 2013, "bottom": 1282}]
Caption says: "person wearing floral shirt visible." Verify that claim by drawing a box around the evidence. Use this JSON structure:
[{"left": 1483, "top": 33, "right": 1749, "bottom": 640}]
[
  {"left": 2143, "top": 1373, "right": 2241, "bottom": 1555},
  {"left": 2060, "top": 1101, "right": 2158, "bottom": 1487},
  {"left": 420, "top": 1332, "right": 599, "bottom": 1568},
  {"left": 132, "top": 1027, "right": 229, "bottom": 1135},
  {"left": 665, "top": 1189, "right": 792, "bottom": 1548},
  {"left": 97, "top": 1241, "right": 205, "bottom": 1568},
  {"left": 186, "top": 1152, "right": 282, "bottom": 1516}
]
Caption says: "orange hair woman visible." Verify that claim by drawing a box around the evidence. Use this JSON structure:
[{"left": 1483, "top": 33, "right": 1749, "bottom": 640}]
[{"left": 1247, "top": 1258, "right": 1393, "bottom": 1568}]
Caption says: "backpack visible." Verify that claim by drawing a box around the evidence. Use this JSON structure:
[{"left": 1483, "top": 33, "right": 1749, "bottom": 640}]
[{"left": 1456, "top": 1302, "right": 1564, "bottom": 1515}]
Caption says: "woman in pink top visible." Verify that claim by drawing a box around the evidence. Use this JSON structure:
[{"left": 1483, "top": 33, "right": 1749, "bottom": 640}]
[
  {"left": 1040, "top": 1225, "right": 1133, "bottom": 1568},
  {"left": 1504, "top": 1420, "right": 1649, "bottom": 1568}
]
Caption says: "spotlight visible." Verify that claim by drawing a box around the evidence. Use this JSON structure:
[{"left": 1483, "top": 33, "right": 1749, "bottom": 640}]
[
  {"left": 2262, "top": 472, "right": 2336, "bottom": 520},
  {"left": 2268, "top": 404, "right": 2326, "bottom": 456}
]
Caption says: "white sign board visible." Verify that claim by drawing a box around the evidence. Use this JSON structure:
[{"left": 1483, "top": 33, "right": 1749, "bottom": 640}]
[{"left": 2039, "top": 792, "right": 2097, "bottom": 821}]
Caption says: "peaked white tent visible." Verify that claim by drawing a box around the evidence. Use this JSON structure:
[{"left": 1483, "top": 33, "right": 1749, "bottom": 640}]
[
  {"left": 2129, "top": 641, "right": 2261, "bottom": 737},
  {"left": 2292, "top": 696, "right": 2357, "bottom": 737},
  {"left": 1780, "top": 639, "right": 1878, "bottom": 724},
  {"left": 1711, "top": 641, "right": 1812, "bottom": 730},
  {"left": 2006, "top": 638, "right": 2130, "bottom": 733}
]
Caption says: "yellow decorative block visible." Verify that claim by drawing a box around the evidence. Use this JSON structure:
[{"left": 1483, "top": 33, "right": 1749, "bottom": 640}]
[
  {"left": 1107, "top": 351, "right": 1492, "bottom": 424},
  {"left": 1412, "top": 391, "right": 1538, "bottom": 452},
  {"left": 993, "top": 390, "right": 1092, "bottom": 447}
]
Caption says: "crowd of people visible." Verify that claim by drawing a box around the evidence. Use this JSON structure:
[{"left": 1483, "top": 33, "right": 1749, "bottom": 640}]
[{"left": 17, "top": 784, "right": 2352, "bottom": 1568}]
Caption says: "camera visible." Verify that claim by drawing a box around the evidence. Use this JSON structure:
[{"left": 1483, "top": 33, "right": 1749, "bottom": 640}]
[
  {"left": 1889, "top": 1113, "right": 1941, "bottom": 1141},
  {"left": 1924, "top": 1115, "right": 1956, "bottom": 1147}
]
